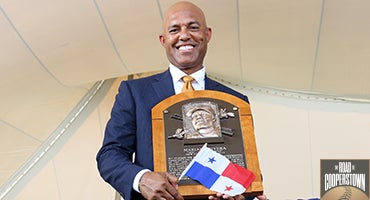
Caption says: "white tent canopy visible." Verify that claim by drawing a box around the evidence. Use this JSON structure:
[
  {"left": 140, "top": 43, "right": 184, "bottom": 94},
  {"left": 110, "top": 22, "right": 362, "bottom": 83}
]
[{"left": 1, "top": 1, "right": 369, "bottom": 199}]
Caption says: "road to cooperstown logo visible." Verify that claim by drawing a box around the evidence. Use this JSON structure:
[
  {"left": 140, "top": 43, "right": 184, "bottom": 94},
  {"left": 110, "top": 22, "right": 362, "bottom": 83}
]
[{"left": 321, "top": 159, "right": 369, "bottom": 200}]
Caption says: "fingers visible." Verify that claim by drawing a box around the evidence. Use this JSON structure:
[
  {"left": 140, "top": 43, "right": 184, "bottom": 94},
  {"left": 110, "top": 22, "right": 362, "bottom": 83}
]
[
  {"left": 208, "top": 193, "right": 245, "bottom": 200},
  {"left": 256, "top": 194, "right": 267, "bottom": 200},
  {"left": 208, "top": 192, "right": 228, "bottom": 200},
  {"left": 139, "top": 172, "right": 183, "bottom": 200},
  {"left": 165, "top": 172, "right": 179, "bottom": 189},
  {"left": 234, "top": 195, "right": 245, "bottom": 200}
]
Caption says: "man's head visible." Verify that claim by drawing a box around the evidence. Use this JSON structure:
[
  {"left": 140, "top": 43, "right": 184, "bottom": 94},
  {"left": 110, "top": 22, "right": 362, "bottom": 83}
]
[{"left": 159, "top": 1, "right": 212, "bottom": 74}]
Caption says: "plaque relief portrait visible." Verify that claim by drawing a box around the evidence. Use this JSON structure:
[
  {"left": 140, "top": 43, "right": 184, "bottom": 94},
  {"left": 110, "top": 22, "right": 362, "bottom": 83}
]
[
  {"left": 182, "top": 101, "right": 221, "bottom": 139},
  {"left": 167, "top": 100, "right": 237, "bottom": 143}
]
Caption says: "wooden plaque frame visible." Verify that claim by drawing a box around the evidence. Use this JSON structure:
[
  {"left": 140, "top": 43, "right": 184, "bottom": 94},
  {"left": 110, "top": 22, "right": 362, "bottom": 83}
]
[{"left": 152, "top": 90, "right": 263, "bottom": 199}]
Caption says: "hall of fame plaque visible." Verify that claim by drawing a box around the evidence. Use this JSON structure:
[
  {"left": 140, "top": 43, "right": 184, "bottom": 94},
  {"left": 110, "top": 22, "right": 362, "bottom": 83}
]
[{"left": 152, "top": 90, "right": 263, "bottom": 199}]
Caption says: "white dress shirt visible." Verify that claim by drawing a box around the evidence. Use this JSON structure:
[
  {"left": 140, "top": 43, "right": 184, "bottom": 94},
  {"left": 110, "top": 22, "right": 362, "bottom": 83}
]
[{"left": 169, "top": 64, "right": 206, "bottom": 94}]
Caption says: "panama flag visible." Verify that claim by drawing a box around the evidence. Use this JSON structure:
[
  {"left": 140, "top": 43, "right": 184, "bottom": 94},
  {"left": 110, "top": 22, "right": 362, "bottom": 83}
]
[{"left": 180, "top": 143, "right": 256, "bottom": 196}]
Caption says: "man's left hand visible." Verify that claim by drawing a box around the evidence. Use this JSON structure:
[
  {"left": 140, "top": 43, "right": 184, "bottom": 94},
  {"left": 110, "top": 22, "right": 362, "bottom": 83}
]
[
  {"left": 208, "top": 193, "right": 245, "bottom": 200},
  {"left": 208, "top": 193, "right": 267, "bottom": 200}
]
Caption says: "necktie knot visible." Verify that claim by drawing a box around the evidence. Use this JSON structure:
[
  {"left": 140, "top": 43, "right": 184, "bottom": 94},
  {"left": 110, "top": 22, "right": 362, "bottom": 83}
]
[{"left": 181, "top": 75, "right": 195, "bottom": 92}]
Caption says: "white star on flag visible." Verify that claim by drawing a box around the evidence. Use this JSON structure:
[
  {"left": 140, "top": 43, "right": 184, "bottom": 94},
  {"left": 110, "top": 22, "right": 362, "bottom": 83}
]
[{"left": 180, "top": 143, "right": 255, "bottom": 196}]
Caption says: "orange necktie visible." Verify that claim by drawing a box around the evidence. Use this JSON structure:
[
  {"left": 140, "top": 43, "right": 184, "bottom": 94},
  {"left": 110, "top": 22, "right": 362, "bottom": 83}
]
[{"left": 181, "top": 75, "right": 195, "bottom": 92}]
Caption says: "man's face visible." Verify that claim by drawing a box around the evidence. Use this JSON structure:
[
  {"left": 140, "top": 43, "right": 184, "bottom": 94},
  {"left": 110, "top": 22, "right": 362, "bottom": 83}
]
[
  {"left": 191, "top": 110, "right": 213, "bottom": 130},
  {"left": 160, "top": 5, "right": 212, "bottom": 74}
]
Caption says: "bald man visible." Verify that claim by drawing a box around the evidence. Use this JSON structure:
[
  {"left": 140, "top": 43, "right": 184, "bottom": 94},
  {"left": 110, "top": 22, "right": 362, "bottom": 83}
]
[{"left": 97, "top": 2, "right": 266, "bottom": 200}]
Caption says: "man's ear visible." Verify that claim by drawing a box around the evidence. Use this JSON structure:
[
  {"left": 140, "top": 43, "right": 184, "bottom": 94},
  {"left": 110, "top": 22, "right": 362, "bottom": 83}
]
[
  {"left": 206, "top": 27, "right": 212, "bottom": 43},
  {"left": 159, "top": 34, "right": 165, "bottom": 47}
]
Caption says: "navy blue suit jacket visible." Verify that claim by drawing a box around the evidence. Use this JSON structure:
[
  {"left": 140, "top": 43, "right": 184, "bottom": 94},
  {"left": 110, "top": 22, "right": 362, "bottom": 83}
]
[{"left": 96, "top": 69, "right": 252, "bottom": 200}]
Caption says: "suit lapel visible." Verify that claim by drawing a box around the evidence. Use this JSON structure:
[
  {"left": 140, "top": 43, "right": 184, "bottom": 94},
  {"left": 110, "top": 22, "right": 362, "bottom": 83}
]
[
  {"left": 205, "top": 76, "right": 221, "bottom": 90},
  {"left": 150, "top": 72, "right": 221, "bottom": 101},
  {"left": 151, "top": 70, "right": 175, "bottom": 101}
]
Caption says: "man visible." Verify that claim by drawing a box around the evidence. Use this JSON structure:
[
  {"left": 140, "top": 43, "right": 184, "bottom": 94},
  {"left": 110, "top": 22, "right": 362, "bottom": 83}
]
[{"left": 97, "top": 1, "right": 266, "bottom": 200}]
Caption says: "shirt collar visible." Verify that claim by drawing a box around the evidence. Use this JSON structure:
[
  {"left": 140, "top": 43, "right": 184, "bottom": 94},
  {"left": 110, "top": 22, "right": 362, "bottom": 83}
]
[{"left": 169, "top": 63, "right": 206, "bottom": 84}]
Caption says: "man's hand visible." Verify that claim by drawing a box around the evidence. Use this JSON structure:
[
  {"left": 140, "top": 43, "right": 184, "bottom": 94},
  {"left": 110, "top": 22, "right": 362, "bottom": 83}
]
[
  {"left": 208, "top": 193, "right": 267, "bottom": 200},
  {"left": 139, "top": 171, "right": 184, "bottom": 200},
  {"left": 208, "top": 193, "right": 245, "bottom": 200}
]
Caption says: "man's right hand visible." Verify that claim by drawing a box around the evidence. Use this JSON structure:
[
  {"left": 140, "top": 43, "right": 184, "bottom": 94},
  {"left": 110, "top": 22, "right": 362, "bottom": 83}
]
[{"left": 139, "top": 171, "right": 184, "bottom": 200}]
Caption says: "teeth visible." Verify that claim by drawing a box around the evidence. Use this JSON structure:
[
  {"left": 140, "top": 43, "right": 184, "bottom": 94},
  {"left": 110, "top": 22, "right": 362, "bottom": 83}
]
[{"left": 179, "top": 45, "right": 193, "bottom": 50}]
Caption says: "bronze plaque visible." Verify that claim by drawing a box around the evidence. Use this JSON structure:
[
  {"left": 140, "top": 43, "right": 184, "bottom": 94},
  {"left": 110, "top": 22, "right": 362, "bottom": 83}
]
[{"left": 152, "top": 90, "right": 263, "bottom": 199}]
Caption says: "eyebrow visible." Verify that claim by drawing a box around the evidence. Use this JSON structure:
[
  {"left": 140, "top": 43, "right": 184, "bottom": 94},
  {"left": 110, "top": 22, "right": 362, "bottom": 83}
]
[{"left": 167, "top": 20, "right": 201, "bottom": 29}]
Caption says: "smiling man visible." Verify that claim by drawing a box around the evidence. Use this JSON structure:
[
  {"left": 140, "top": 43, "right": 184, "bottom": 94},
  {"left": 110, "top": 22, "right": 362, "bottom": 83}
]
[
  {"left": 159, "top": 1, "right": 211, "bottom": 75},
  {"left": 96, "top": 1, "right": 266, "bottom": 200}
]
